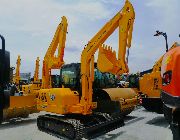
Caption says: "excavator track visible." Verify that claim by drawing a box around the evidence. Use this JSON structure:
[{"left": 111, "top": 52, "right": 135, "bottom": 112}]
[
  {"left": 37, "top": 114, "right": 83, "bottom": 140},
  {"left": 37, "top": 113, "right": 124, "bottom": 139}
]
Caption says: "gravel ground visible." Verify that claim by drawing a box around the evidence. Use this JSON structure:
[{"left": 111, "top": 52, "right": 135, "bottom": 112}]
[{"left": 0, "top": 107, "right": 173, "bottom": 140}]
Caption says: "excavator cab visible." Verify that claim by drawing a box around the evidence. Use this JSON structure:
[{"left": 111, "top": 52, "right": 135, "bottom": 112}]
[
  {"left": 60, "top": 63, "right": 81, "bottom": 91},
  {"left": 51, "top": 75, "right": 60, "bottom": 88},
  {"left": 127, "top": 74, "right": 139, "bottom": 88},
  {"left": 60, "top": 63, "right": 118, "bottom": 95}
]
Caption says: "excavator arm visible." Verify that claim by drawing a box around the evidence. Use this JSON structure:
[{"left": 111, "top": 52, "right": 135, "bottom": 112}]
[
  {"left": 42, "top": 16, "right": 68, "bottom": 88},
  {"left": 21, "top": 57, "right": 41, "bottom": 95},
  {"left": 33, "top": 57, "right": 40, "bottom": 83},
  {"left": 13, "top": 55, "right": 21, "bottom": 85},
  {"left": 80, "top": 0, "right": 135, "bottom": 114}
]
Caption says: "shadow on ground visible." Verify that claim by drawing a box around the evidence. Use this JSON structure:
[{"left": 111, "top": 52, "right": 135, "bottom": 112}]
[
  {"left": 124, "top": 115, "right": 145, "bottom": 126},
  {"left": 124, "top": 115, "right": 137, "bottom": 121},
  {"left": 0, "top": 118, "right": 37, "bottom": 130},
  {"left": 94, "top": 115, "right": 145, "bottom": 140},
  {"left": 125, "top": 117, "right": 145, "bottom": 126},
  {"left": 146, "top": 116, "right": 169, "bottom": 128},
  {"left": 95, "top": 131, "right": 125, "bottom": 140}
]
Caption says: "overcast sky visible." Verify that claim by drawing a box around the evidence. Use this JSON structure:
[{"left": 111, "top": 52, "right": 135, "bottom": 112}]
[{"left": 0, "top": 0, "right": 179, "bottom": 76}]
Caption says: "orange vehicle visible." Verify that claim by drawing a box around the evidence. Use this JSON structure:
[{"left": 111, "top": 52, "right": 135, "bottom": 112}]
[{"left": 161, "top": 42, "right": 180, "bottom": 139}]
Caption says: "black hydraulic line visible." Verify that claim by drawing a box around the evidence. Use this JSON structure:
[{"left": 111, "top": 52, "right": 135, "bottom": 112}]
[
  {"left": 126, "top": 48, "right": 130, "bottom": 64},
  {"left": 163, "top": 32, "right": 168, "bottom": 52}
]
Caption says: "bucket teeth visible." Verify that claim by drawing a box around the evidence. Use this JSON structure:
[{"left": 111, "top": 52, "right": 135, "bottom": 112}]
[
  {"left": 97, "top": 44, "right": 128, "bottom": 74},
  {"left": 99, "top": 44, "right": 117, "bottom": 62}
]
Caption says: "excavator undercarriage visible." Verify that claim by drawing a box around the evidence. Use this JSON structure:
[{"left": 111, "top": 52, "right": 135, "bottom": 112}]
[{"left": 37, "top": 112, "right": 124, "bottom": 139}]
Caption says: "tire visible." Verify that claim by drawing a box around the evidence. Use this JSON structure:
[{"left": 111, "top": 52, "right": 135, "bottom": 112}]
[
  {"left": 0, "top": 109, "right": 3, "bottom": 124},
  {"left": 0, "top": 94, "right": 3, "bottom": 123},
  {"left": 3, "top": 90, "right": 10, "bottom": 109},
  {"left": 21, "top": 113, "right": 29, "bottom": 118},
  {"left": 163, "top": 104, "right": 172, "bottom": 123},
  {"left": 142, "top": 98, "right": 163, "bottom": 114}
]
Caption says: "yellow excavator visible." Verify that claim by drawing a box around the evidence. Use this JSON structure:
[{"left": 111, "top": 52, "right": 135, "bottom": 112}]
[
  {"left": 36, "top": 0, "right": 137, "bottom": 139},
  {"left": 21, "top": 57, "right": 41, "bottom": 95},
  {"left": 139, "top": 31, "right": 177, "bottom": 113},
  {"left": 139, "top": 54, "right": 163, "bottom": 113},
  {"left": 0, "top": 35, "right": 38, "bottom": 123},
  {"left": 22, "top": 15, "right": 68, "bottom": 95},
  {"left": 0, "top": 15, "right": 68, "bottom": 123}
]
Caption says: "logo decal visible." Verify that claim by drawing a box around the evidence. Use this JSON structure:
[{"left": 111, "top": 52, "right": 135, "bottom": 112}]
[{"left": 50, "top": 94, "right": 56, "bottom": 101}]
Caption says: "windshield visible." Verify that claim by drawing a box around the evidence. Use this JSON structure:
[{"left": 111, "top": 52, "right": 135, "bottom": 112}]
[
  {"left": 94, "top": 69, "right": 117, "bottom": 88},
  {"left": 61, "top": 66, "right": 79, "bottom": 89},
  {"left": 60, "top": 63, "right": 118, "bottom": 90}
]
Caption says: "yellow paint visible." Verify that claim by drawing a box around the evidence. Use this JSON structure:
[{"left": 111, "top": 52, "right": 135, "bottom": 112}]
[
  {"left": 3, "top": 95, "right": 39, "bottom": 120},
  {"left": 165, "top": 55, "right": 172, "bottom": 65},
  {"left": 42, "top": 16, "right": 68, "bottom": 89},
  {"left": 139, "top": 43, "right": 177, "bottom": 98},
  {"left": 103, "top": 88, "right": 138, "bottom": 114},
  {"left": 13, "top": 55, "right": 21, "bottom": 85},
  {"left": 80, "top": 0, "right": 135, "bottom": 114},
  {"left": 37, "top": 0, "right": 136, "bottom": 116}
]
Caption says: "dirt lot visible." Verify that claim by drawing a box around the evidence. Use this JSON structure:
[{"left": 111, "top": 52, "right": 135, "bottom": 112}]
[{"left": 0, "top": 107, "right": 173, "bottom": 140}]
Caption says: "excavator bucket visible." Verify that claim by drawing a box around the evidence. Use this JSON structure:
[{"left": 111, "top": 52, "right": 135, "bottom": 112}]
[{"left": 97, "top": 44, "right": 129, "bottom": 74}]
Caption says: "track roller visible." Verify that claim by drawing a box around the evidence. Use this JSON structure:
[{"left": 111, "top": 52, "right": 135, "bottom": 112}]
[{"left": 37, "top": 113, "right": 124, "bottom": 139}]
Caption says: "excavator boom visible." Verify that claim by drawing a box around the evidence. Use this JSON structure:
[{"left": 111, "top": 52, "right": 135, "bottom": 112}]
[
  {"left": 80, "top": 0, "right": 135, "bottom": 114},
  {"left": 33, "top": 57, "right": 40, "bottom": 82},
  {"left": 42, "top": 16, "right": 68, "bottom": 89},
  {"left": 21, "top": 56, "right": 41, "bottom": 95},
  {"left": 13, "top": 55, "right": 21, "bottom": 85}
]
